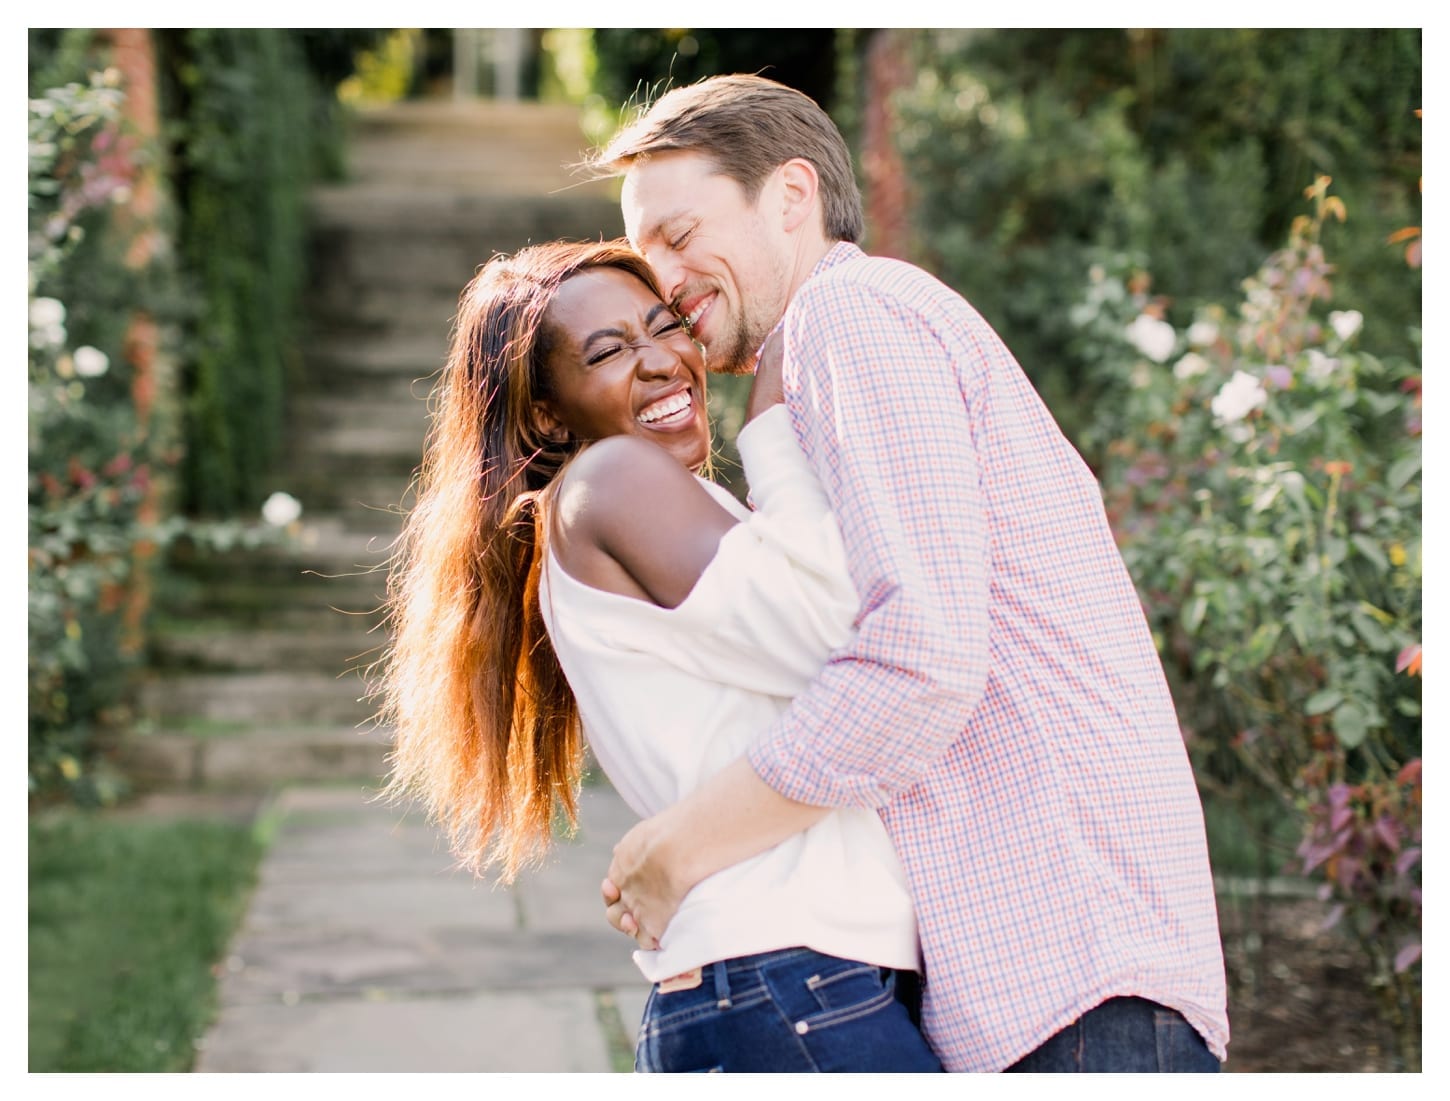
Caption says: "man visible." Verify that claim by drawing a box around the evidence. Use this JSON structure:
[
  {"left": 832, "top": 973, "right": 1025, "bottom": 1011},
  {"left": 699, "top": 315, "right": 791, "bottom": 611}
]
[{"left": 586, "top": 74, "right": 1229, "bottom": 1073}]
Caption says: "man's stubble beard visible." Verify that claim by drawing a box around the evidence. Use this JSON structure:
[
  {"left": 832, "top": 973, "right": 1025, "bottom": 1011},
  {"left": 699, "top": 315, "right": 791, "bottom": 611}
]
[
  {"left": 706, "top": 312, "right": 765, "bottom": 376},
  {"left": 704, "top": 271, "right": 788, "bottom": 377}
]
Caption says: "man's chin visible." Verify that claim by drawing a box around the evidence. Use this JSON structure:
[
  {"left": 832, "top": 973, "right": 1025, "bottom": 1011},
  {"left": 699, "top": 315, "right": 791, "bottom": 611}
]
[{"left": 701, "top": 335, "right": 759, "bottom": 376}]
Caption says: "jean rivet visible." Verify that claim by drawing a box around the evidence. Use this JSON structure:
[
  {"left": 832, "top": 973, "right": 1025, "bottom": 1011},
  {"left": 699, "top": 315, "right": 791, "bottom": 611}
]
[{"left": 795, "top": 1021, "right": 810, "bottom": 1035}]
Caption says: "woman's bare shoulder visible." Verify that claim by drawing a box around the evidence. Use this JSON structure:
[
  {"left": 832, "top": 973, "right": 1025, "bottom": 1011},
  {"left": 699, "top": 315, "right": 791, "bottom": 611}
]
[
  {"left": 552, "top": 437, "right": 738, "bottom": 608},
  {"left": 556, "top": 436, "right": 703, "bottom": 522}
]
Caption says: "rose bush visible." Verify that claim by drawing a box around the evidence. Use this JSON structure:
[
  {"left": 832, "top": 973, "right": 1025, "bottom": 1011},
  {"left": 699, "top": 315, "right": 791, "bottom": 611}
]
[
  {"left": 28, "top": 63, "right": 297, "bottom": 804},
  {"left": 1072, "top": 178, "right": 1421, "bottom": 1067}
]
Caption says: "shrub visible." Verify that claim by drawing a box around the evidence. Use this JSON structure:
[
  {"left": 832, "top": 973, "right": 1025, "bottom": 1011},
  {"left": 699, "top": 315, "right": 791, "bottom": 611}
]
[
  {"left": 1074, "top": 179, "right": 1421, "bottom": 1067},
  {"left": 892, "top": 28, "right": 1421, "bottom": 455},
  {"left": 28, "top": 63, "right": 163, "bottom": 804}
]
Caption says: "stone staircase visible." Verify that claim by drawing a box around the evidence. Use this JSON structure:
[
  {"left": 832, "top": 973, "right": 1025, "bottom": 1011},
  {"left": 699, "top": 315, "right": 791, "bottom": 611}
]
[{"left": 125, "top": 100, "right": 623, "bottom": 793}]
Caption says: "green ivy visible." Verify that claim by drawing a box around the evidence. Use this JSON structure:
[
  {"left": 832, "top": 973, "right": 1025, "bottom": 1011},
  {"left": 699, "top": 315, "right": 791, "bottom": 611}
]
[{"left": 155, "top": 29, "right": 360, "bottom": 516}]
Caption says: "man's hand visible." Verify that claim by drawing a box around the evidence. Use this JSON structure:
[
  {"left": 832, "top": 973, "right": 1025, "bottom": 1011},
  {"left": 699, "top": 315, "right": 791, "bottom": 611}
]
[
  {"left": 745, "top": 327, "right": 786, "bottom": 423},
  {"left": 598, "top": 759, "right": 832, "bottom": 949},
  {"left": 600, "top": 813, "right": 688, "bottom": 950}
]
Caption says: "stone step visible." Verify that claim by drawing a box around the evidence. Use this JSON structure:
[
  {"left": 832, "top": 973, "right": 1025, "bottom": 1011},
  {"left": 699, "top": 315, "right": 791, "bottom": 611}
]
[
  {"left": 340, "top": 100, "right": 615, "bottom": 193},
  {"left": 148, "top": 622, "right": 382, "bottom": 675},
  {"left": 296, "top": 330, "right": 453, "bottom": 381},
  {"left": 115, "top": 724, "right": 394, "bottom": 792},
  {"left": 137, "top": 669, "right": 378, "bottom": 728},
  {"left": 271, "top": 470, "right": 415, "bottom": 526},
  {"left": 305, "top": 213, "right": 623, "bottom": 310}
]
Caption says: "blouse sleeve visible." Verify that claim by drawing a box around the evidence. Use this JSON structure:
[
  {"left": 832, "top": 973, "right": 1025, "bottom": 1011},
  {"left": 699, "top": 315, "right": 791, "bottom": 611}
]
[{"left": 619, "top": 404, "right": 860, "bottom": 698}]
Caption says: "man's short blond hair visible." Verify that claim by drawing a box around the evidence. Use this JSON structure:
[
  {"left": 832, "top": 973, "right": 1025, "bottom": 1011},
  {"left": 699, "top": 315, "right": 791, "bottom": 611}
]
[{"left": 588, "top": 74, "right": 864, "bottom": 243}]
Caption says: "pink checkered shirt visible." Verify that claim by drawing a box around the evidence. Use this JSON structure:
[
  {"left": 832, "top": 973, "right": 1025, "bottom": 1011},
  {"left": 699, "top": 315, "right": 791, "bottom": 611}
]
[{"left": 747, "top": 243, "right": 1229, "bottom": 1072}]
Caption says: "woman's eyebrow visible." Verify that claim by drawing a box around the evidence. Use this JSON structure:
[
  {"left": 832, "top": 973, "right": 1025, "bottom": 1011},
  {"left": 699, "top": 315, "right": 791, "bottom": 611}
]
[
  {"left": 579, "top": 324, "right": 626, "bottom": 350},
  {"left": 581, "top": 304, "right": 673, "bottom": 349}
]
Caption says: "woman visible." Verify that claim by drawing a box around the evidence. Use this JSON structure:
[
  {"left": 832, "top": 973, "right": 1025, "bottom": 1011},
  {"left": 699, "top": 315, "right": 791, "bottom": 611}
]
[{"left": 377, "top": 239, "right": 939, "bottom": 1073}]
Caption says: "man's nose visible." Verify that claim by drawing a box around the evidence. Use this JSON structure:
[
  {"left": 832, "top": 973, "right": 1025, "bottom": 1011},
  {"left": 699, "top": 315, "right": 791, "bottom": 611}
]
[{"left": 644, "top": 246, "right": 686, "bottom": 303}]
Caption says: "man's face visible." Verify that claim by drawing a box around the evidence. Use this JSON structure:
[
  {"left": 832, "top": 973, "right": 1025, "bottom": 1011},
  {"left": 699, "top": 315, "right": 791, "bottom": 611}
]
[{"left": 621, "top": 150, "right": 790, "bottom": 376}]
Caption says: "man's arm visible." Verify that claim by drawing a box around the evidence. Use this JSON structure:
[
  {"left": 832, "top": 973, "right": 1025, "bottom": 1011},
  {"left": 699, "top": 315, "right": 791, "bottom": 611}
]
[
  {"left": 604, "top": 277, "right": 991, "bottom": 945},
  {"left": 603, "top": 757, "right": 827, "bottom": 946}
]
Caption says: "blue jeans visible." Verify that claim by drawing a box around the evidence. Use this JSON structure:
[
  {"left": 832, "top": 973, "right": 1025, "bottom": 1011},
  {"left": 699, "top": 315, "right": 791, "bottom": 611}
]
[
  {"left": 1006, "top": 996, "right": 1221, "bottom": 1073},
  {"left": 634, "top": 947, "right": 942, "bottom": 1073}
]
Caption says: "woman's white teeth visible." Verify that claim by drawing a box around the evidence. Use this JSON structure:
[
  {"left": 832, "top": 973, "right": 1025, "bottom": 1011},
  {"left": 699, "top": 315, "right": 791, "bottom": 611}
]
[{"left": 638, "top": 392, "right": 692, "bottom": 424}]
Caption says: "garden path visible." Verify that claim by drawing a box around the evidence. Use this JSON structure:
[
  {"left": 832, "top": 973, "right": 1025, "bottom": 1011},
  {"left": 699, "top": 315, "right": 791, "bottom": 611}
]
[{"left": 132, "top": 99, "right": 652, "bottom": 1072}]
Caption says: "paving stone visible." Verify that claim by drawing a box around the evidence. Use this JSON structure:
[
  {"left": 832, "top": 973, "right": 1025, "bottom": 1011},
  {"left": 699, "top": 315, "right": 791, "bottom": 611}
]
[{"left": 196, "top": 990, "right": 612, "bottom": 1072}]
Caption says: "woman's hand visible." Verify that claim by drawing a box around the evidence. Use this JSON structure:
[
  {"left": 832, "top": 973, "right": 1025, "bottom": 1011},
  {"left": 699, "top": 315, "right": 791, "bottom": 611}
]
[
  {"left": 600, "top": 812, "right": 690, "bottom": 950},
  {"left": 745, "top": 327, "right": 786, "bottom": 423}
]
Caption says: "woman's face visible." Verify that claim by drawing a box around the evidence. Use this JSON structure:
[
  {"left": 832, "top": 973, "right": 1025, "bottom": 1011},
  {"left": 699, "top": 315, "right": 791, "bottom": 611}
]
[{"left": 538, "top": 267, "right": 710, "bottom": 470}]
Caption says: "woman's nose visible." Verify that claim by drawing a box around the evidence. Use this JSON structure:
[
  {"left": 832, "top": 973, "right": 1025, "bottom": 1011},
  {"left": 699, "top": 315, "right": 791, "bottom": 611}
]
[{"left": 635, "top": 338, "right": 683, "bottom": 378}]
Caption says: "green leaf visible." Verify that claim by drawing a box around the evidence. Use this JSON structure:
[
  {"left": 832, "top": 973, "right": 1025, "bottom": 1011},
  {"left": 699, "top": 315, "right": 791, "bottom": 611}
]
[
  {"left": 1182, "top": 594, "right": 1208, "bottom": 634},
  {"left": 1395, "top": 698, "right": 1421, "bottom": 718},
  {"left": 1351, "top": 534, "right": 1389, "bottom": 572},
  {"left": 1306, "top": 689, "right": 1344, "bottom": 716},
  {"left": 1332, "top": 702, "right": 1370, "bottom": 748},
  {"left": 1387, "top": 453, "right": 1421, "bottom": 492},
  {"left": 1285, "top": 604, "right": 1319, "bottom": 649},
  {"left": 1245, "top": 622, "right": 1283, "bottom": 664},
  {"left": 1350, "top": 609, "right": 1393, "bottom": 651}
]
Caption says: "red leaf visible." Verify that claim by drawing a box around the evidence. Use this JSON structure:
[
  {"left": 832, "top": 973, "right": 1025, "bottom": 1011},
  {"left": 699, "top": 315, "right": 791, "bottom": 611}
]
[
  {"left": 1394, "top": 943, "right": 1421, "bottom": 973},
  {"left": 1396, "top": 643, "right": 1422, "bottom": 675}
]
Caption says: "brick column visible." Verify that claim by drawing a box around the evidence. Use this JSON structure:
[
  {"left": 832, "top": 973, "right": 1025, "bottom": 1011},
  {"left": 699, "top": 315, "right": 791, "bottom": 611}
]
[
  {"left": 102, "top": 29, "right": 179, "bottom": 654},
  {"left": 859, "top": 29, "right": 915, "bottom": 261}
]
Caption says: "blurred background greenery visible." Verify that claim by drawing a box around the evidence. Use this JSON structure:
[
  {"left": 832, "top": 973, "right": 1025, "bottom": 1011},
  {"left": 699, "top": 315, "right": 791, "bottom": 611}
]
[{"left": 28, "top": 27, "right": 1420, "bottom": 1071}]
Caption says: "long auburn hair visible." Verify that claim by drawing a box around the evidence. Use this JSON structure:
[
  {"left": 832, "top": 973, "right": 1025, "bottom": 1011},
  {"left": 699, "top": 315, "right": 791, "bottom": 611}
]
[{"left": 376, "top": 239, "right": 671, "bottom": 882}]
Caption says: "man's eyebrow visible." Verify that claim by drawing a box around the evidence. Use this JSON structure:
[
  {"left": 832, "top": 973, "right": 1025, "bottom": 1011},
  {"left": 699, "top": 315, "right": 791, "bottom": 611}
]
[{"left": 636, "top": 212, "right": 688, "bottom": 246}]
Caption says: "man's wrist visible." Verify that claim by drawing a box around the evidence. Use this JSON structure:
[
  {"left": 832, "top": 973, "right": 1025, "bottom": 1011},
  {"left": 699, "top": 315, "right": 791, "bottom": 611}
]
[{"left": 652, "top": 798, "right": 710, "bottom": 897}]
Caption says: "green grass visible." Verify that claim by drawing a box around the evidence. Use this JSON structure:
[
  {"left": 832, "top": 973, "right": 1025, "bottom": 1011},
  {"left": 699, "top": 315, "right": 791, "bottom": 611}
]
[{"left": 28, "top": 811, "right": 264, "bottom": 1071}]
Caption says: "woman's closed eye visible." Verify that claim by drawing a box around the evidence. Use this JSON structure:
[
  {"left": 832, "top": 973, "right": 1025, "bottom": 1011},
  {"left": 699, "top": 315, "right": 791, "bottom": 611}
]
[{"left": 586, "top": 343, "right": 625, "bottom": 366}]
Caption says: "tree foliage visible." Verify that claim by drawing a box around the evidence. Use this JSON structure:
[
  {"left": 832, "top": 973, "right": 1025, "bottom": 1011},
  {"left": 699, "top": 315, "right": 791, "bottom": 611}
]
[{"left": 893, "top": 28, "right": 1421, "bottom": 454}]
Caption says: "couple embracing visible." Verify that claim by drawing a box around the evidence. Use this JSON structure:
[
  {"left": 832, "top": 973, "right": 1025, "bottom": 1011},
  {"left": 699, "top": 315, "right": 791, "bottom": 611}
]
[{"left": 379, "top": 74, "right": 1229, "bottom": 1074}]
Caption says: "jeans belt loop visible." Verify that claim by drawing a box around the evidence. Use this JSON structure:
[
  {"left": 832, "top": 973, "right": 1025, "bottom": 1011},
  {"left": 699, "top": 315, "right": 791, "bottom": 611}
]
[{"left": 713, "top": 960, "right": 732, "bottom": 1009}]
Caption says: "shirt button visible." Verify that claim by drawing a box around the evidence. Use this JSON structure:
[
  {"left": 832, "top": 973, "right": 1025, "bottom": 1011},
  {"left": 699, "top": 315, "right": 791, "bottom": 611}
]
[{"left": 795, "top": 1021, "right": 810, "bottom": 1035}]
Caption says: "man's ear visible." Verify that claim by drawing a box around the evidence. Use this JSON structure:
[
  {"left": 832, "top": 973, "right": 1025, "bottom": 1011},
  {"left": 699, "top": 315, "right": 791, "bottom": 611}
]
[
  {"left": 778, "top": 158, "right": 821, "bottom": 234},
  {"left": 531, "top": 401, "right": 570, "bottom": 444}
]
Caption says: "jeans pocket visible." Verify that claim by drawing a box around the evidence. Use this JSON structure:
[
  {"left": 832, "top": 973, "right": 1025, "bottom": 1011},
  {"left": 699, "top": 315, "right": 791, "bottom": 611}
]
[{"left": 801, "top": 962, "right": 894, "bottom": 1026}]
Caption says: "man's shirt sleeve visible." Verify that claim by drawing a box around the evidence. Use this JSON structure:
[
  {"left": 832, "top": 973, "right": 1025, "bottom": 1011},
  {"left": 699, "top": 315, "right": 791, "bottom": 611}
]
[{"left": 747, "top": 277, "right": 991, "bottom": 807}]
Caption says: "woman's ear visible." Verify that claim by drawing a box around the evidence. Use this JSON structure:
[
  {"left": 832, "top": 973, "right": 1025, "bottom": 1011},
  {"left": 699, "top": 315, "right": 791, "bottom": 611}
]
[{"left": 531, "top": 401, "right": 570, "bottom": 445}]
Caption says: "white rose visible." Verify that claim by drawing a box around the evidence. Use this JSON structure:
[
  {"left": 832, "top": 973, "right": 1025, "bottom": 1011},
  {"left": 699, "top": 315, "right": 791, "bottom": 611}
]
[
  {"left": 30, "top": 296, "right": 66, "bottom": 328},
  {"left": 1125, "top": 314, "right": 1176, "bottom": 363},
  {"left": 1211, "top": 370, "right": 1268, "bottom": 424},
  {"left": 1305, "top": 349, "right": 1339, "bottom": 383},
  {"left": 1174, "top": 352, "right": 1210, "bottom": 381},
  {"left": 1187, "top": 320, "right": 1219, "bottom": 347},
  {"left": 72, "top": 346, "right": 110, "bottom": 378},
  {"left": 261, "top": 491, "right": 303, "bottom": 527},
  {"left": 1329, "top": 310, "right": 1363, "bottom": 342}
]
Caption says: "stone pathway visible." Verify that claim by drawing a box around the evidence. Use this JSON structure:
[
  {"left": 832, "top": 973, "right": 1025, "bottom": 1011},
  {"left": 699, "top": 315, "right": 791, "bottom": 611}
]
[
  {"left": 125, "top": 99, "right": 652, "bottom": 1072},
  {"left": 196, "top": 784, "right": 650, "bottom": 1072}
]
